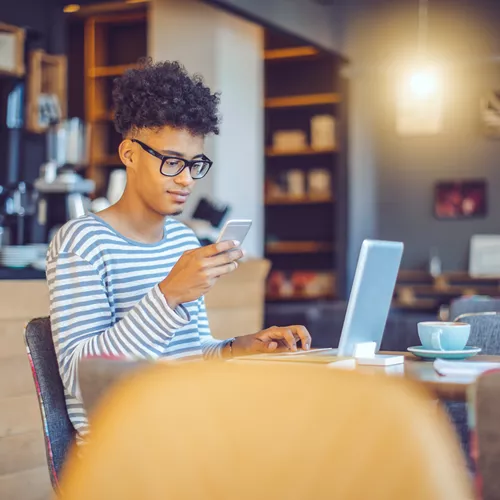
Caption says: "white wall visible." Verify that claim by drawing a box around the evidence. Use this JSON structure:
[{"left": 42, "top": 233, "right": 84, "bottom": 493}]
[
  {"left": 149, "top": 0, "right": 264, "bottom": 257},
  {"left": 203, "top": 0, "right": 344, "bottom": 54}
]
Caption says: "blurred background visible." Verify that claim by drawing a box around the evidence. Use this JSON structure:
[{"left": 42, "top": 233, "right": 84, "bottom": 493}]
[{"left": 1, "top": 1, "right": 500, "bottom": 496}]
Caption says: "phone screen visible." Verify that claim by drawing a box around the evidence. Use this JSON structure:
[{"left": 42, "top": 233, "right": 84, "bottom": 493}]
[{"left": 216, "top": 220, "right": 252, "bottom": 246}]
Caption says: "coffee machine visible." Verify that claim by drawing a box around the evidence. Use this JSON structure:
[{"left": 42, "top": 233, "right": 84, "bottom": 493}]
[{"left": 34, "top": 118, "right": 95, "bottom": 242}]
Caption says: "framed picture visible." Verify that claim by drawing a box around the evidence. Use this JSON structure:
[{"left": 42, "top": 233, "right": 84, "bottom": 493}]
[
  {"left": 480, "top": 91, "right": 500, "bottom": 139},
  {"left": 434, "top": 180, "right": 487, "bottom": 220}
]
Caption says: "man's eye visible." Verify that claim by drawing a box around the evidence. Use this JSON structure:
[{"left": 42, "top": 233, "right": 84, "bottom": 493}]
[{"left": 165, "top": 159, "right": 182, "bottom": 168}]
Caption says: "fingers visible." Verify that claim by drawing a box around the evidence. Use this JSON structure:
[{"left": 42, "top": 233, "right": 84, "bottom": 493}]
[
  {"left": 260, "top": 327, "right": 298, "bottom": 352},
  {"left": 201, "top": 240, "right": 240, "bottom": 258},
  {"left": 209, "top": 248, "right": 244, "bottom": 268},
  {"left": 281, "top": 328, "right": 298, "bottom": 351},
  {"left": 258, "top": 325, "right": 312, "bottom": 352},
  {"left": 289, "top": 325, "right": 312, "bottom": 351},
  {"left": 210, "top": 261, "right": 239, "bottom": 278}
]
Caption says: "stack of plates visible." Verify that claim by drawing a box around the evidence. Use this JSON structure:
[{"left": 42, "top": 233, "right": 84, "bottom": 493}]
[{"left": 0, "top": 245, "right": 44, "bottom": 269}]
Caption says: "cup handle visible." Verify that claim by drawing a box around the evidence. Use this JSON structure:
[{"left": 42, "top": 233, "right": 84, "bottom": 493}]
[{"left": 430, "top": 329, "right": 443, "bottom": 351}]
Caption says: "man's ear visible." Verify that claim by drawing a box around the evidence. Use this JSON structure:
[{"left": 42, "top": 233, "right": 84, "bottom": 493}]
[{"left": 119, "top": 139, "right": 136, "bottom": 170}]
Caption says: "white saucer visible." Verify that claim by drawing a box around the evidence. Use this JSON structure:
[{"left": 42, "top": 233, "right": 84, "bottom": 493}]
[{"left": 408, "top": 346, "right": 481, "bottom": 360}]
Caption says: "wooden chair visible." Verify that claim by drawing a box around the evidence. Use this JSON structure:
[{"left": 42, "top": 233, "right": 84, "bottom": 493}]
[{"left": 59, "top": 361, "right": 472, "bottom": 500}]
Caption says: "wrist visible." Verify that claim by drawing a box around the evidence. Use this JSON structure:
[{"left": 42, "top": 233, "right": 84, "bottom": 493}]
[
  {"left": 159, "top": 282, "right": 180, "bottom": 310},
  {"left": 231, "top": 336, "right": 249, "bottom": 357},
  {"left": 222, "top": 339, "right": 235, "bottom": 359}
]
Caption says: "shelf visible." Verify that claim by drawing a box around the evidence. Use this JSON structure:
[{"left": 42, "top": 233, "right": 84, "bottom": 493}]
[
  {"left": 0, "top": 23, "right": 25, "bottom": 77},
  {"left": 91, "top": 110, "right": 114, "bottom": 122},
  {"left": 265, "top": 93, "right": 341, "bottom": 108},
  {"left": 266, "top": 146, "right": 337, "bottom": 157},
  {"left": 70, "top": 5, "right": 148, "bottom": 18},
  {"left": 89, "top": 64, "right": 138, "bottom": 78},
  {"left": 395, "top": 284, "right": 500, "bottom": 297},
  {"left": 266, "top": 241, "right": 333, "bottom": 254},
  {"left": 93, "top": 155, "right": 122, "bottom": 167},
  {"left": 397, "top": 270, "right": 500, "bottom": 285},
  {"left": 264, "top": 46, "right": 319, "bottom": 61},
  {"left": 392, "top": 299, "right": 439, "bottom": 311},
  {"left": 26, "top": 50, "right": 67, "bottom": 133},
  {"left": 266, "top": 292, "right": 335, "bottom": 302},
  {"left": 265, "top": 194, "right": 333, "bottom": 205}
]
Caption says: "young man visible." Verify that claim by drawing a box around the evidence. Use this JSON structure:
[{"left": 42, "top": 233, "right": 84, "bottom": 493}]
[{"left": 47, "top": 60, "right": 311, "bottom": 439}]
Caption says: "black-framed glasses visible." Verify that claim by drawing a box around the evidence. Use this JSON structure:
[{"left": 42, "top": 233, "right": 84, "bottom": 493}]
[{"left": 132, "top": 139, "right": 213, "bottom": 179}]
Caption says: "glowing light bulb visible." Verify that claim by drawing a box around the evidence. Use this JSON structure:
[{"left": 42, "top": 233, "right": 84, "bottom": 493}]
[{"left": 408, "top": 69, "right": 440, "bottom": 98}]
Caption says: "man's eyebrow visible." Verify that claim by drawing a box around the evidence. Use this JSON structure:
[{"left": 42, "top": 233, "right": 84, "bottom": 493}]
[{"left": 160, "top": 150, "right": 205, "bottom": 159}]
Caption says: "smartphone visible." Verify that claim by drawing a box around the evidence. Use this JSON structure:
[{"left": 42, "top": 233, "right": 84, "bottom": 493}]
[{"left": 216, "top": 219, "right": 252, "bottom": 247}]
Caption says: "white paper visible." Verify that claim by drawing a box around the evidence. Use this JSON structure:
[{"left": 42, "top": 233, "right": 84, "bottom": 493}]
[
  {"left": 0, "top": 33, "right": 17, "bottom": 73},
  {"left": 434, "top": 358, "right": 500, "bottom": 377},
  {"left": 469, "top": 234, "right": 500, "bottom": 277}
]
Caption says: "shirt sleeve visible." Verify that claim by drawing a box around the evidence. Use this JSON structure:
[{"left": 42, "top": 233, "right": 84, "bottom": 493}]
[
  {"left": 47, "top": 251, "right": 190, "bottom": 399},
  {"left": 197, "top": 295, "right": 233, "bottom": 359}
]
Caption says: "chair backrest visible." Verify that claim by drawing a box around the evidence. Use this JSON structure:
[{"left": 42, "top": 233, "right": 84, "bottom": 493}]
[
  {"left": 469, "top": 370, "right": 500, "bottom": 500},
  {"left": 24, "top": 316, "right": 74, "bottom": 491},
  {"left": 450, "top": 296, "right": 500, "bottom": 323},
  {"left": 60, "top": 362, "right": 473, "bottom": 500},
  {"left": 459, "top": 313, "right": 500, "bottom": 355}
]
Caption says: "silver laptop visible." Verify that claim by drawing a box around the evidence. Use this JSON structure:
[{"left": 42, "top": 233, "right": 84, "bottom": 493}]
[
  {"left": 249, "top": 239, "right": 404, "bottom": 361},
  {"left": 336, "top": 239, "right": 404, "bottom": 356},
  {"left": 296, "top": 239, "right": 403, "bottom": 358}
]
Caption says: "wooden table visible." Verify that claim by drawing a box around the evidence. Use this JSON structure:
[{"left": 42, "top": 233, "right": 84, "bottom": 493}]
[
  {"left": 234, "top": 351, "right": 500, "bottom": 402},
  {"left": 378, "top": 352, "right": 500, "bottom": 402}
]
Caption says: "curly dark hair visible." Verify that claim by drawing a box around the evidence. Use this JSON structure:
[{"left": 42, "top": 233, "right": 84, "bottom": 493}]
[{"left": 112, "top": 58, "right": 221, "bottom": 137}]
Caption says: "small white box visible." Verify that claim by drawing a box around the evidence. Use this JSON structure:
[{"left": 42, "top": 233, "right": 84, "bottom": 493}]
[{"left": 356, "top": 355, "right": 405, "bottom": 366}]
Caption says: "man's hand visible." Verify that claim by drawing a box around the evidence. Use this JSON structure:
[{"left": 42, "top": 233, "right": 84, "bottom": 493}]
[
  {"left": 159, "top": 240, "right": 243, "bottom": 308},
  {"left": 231, "top": 325, "right": 312, "bottom": 357}
]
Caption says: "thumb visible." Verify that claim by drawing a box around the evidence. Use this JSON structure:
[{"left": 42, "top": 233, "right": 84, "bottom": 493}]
[{"left": 267, "top": 341, "right": 278, "bottom": 352}]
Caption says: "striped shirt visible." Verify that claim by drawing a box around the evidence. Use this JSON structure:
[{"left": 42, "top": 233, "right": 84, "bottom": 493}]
[{"left": 47, "top": 213, "right": 229, "bottom": 438}]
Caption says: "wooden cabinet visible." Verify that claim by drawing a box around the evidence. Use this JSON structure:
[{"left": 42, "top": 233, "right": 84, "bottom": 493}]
[
  {"left": 263, "top": 29, "right": 348, "bottom": 303},
  {"left": 67, "top": 6, "right": 148, "bottom": 196},
  {"left": 0, "top": 23, "right": 25, "bottom": 78},
  {"left": 26, "top": 50, "right": 67, "bottom": 133}
]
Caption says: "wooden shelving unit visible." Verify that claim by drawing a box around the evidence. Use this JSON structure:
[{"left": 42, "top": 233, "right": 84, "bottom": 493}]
[
  {"left": 93, "top": 155, "right": 121, "bottom": 167},
  {"left": 67, "top": 6, "right": 147, "bottom": 196},
  {"left": 265, "top": 194, "right": 333, "bottom": 205},
  {"left": 88, "top": 63, "right": 139, "bottom": 78},
  {"left": 266, "top": 292, "right": 335, "bottom": 302},
  {"left": 264, "top": 46, "right": 319, "bottom": 61},
  {"left": 392, "top": 270, "right": 500, "bottom": 313},
  {"left": 266, "top": 146, "right": 337, "bottom": 157},
  {"left": 265, "top": 93, "right": 341, "bottom": 108},
  {"left": 266, "top": 241, "right": 333, "bottom": 254},
  {"left": 263, "top": 29, "right": 348, "bottom": 305},
  {"left": 26, "top": 49, "right": 67, "bottom": 133},
  {"left": 0, "top": 23, "right": 25, "bottom": 77}
]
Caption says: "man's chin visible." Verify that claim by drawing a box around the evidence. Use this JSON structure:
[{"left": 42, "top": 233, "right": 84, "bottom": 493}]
[
  {"left": 156, "top": 199, "right": 187, "bottom": 217},
  {"left": 165, "top": 205, "right": 184, "bottom": 217}
]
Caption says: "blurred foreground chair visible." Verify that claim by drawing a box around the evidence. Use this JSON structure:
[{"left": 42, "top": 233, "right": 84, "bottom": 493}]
[
  {"left": 468, "top": 369, "right": 500, "bottom": 500},
  {"left": 60, "top": 361, "right": 472, "bottom": 500},
  {"left": 444, "top": 313, "right": 500, "bottom": 469}
]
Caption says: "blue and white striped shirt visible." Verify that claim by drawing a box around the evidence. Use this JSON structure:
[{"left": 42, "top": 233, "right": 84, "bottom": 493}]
[{"left": 47, "top": 213, "right": 228, "bottom": 438}]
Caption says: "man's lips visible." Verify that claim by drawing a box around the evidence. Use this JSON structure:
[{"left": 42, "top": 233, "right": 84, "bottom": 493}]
[{"left": 167, "top": 190, "right": 190, "bottom": 203}]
